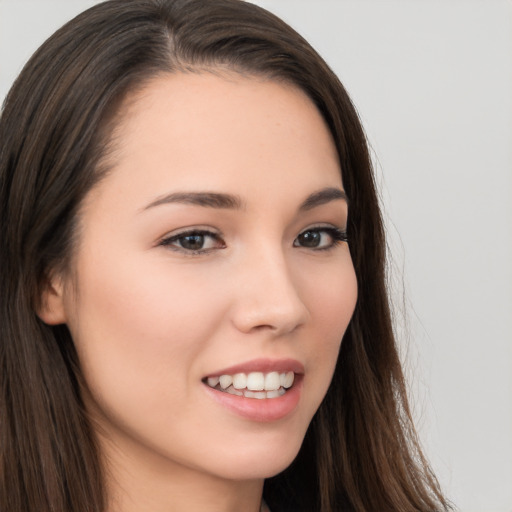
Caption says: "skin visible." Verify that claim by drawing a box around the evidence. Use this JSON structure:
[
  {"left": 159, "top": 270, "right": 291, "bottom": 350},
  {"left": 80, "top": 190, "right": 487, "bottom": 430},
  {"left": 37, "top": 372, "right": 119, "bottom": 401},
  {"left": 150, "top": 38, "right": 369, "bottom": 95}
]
[{"left": 40, "top": 72, "right": 358, "bottom": 512}]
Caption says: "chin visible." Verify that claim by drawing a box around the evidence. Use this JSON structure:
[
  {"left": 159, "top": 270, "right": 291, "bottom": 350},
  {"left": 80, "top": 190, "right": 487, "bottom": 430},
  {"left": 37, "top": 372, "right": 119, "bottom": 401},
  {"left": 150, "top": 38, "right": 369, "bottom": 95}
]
[{"left": 201, "top": 427, "right": 307, "bottom": 481}]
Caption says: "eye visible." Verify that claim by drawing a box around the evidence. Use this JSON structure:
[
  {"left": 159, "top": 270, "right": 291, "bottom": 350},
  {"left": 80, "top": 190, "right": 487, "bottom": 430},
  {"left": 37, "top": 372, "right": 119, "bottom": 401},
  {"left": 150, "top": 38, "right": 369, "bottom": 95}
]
[
  {"left": 293, "top": 227, "right": 348, "bottom": 250},
  {"left": 159, "top": 229, "right": 225, "bottom": 254}
]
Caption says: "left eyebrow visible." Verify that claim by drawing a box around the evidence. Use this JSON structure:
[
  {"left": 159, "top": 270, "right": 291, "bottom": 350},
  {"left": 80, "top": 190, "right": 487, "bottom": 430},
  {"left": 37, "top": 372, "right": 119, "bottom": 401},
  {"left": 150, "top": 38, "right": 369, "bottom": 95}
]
[{"left": 299, "top": 187, "right": 348, "bottom": 211}]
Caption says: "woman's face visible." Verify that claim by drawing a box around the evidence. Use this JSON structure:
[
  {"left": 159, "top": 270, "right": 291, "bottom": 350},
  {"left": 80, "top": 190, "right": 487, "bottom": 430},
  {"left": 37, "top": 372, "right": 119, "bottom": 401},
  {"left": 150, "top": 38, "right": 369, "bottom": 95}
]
[{"left": 55, "top": 73, "right": 357, "bottom": 482}]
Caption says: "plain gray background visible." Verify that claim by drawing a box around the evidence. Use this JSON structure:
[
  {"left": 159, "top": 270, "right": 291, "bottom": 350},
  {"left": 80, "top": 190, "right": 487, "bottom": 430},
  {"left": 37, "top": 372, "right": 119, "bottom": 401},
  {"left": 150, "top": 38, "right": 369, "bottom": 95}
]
[{"left": 1, "top": 1, "right": 511, "bottom": 510}]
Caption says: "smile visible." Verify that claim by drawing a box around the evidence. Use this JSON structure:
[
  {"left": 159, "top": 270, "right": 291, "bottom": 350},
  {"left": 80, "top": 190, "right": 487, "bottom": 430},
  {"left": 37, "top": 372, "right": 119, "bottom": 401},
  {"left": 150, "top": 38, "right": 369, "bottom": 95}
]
[{"left": 204, "top": 371, "right": 295, "bottom": 399}]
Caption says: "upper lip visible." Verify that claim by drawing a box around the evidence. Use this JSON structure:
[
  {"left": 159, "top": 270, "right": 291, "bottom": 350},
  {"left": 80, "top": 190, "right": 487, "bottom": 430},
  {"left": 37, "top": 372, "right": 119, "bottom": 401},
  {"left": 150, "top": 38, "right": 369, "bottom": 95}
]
[{"left": 205, "top": 358, "right": 304, "bottom": 378}]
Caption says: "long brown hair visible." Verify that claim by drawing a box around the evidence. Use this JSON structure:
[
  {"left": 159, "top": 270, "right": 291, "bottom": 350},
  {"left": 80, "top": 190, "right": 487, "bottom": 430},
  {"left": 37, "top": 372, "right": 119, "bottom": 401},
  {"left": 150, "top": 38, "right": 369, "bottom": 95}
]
[{"left": 0, "top": 1, "right": 451, "bottom": 510}]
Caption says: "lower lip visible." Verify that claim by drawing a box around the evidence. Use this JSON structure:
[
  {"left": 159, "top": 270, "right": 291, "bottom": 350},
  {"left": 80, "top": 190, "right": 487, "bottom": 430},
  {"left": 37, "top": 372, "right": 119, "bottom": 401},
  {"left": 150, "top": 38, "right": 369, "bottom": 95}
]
[{"left": 203, "top": 376, "right": 303, "bottom": 422}]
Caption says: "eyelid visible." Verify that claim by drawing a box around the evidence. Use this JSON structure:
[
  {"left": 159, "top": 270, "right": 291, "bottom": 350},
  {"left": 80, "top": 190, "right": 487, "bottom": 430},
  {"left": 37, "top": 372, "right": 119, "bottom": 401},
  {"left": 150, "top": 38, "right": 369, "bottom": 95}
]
[{"left": 297, "top": 223, "right": 347, "bottom": 236}]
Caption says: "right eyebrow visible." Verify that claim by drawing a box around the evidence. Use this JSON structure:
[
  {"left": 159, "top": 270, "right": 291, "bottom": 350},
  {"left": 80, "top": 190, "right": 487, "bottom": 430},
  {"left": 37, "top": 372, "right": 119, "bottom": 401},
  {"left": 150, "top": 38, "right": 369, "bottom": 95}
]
[{"left": 142, "top": 191, "right": 245, "bottom": 211}]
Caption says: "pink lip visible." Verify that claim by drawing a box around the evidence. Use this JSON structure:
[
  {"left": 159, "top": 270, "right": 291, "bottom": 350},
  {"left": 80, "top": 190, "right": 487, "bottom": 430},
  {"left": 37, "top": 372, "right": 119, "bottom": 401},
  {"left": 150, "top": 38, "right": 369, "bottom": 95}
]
[
  {"left": 203, "top": 376, "right": 303, "bottom": 422},
  {"left": 205, "top": 358, "right": 304, "bottom": 378},
  {"left": 202, "top": 358, "right": 304, "bottom": 422}
]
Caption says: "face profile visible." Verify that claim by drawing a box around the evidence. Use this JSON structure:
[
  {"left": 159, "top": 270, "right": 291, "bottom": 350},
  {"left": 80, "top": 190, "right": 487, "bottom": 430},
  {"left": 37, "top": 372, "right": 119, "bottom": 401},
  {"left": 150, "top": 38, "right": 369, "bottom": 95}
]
[
  {"left": 0, "top": 1, "right": 451, "bottom": 511},
  {"left": 39, "top": 73, "right": 357, "bottom": 504}
]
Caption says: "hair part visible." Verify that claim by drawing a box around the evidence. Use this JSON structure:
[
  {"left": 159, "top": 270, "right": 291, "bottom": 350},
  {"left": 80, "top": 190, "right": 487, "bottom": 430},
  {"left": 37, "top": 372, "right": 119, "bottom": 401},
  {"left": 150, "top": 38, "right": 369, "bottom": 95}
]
[{"left": 0, "top": 1, "right": 451, "bottom": 511}]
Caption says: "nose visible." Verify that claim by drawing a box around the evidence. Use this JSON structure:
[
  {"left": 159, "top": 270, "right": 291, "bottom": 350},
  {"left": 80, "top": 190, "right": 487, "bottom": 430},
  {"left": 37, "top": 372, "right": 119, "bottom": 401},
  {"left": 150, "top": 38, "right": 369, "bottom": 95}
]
[{"left": 229, "top": 248, "right": 310, "bottom": 336}]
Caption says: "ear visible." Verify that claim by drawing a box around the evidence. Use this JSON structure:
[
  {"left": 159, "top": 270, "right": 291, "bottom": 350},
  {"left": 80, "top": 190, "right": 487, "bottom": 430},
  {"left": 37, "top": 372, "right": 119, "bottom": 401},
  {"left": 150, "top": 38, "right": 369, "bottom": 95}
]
[{"left": 37, "top": 274, "right": 68, "bottom": 325}]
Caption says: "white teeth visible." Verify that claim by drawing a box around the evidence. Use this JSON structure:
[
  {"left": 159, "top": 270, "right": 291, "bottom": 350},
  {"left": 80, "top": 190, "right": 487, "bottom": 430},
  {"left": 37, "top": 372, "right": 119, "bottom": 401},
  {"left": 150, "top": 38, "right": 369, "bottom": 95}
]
[
  {"left": 206, "top": 370, "right": 297, "bottom": 398},
  {"left": 219, "top": 375, "right": 233, "bottom": 389},
  {"left": 246, "top": 372, "right": 265, "bottom": 391},
  {"left": 264, "top": 371, "right": 281, "bottom": 391},
  {"left": 243, "top": 389, "right": 271, "bottom": 399},
  {"left": 225, "top": 386, "right": 243, "bottom": 396},
  {"left": 280, "top": 371, "right": 294, "bottom": 389},
  {"left": 207, "top": 376, "right": 220, "bottom": 387},
  {"left": 232, "top": 373, "right": 247, "bottom": 389}
]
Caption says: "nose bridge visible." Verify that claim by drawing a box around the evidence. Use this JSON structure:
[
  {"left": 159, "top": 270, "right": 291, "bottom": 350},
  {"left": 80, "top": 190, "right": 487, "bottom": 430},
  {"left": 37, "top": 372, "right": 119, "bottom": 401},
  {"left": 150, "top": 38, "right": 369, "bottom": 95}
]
[{"left": 231, "top": 241, "right": 309, "bottom": 335}]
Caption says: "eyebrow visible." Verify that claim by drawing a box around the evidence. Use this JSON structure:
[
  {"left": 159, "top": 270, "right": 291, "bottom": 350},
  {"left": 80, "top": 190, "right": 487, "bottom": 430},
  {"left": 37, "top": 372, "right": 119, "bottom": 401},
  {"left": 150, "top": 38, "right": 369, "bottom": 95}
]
[
  {"left": 143, "top": 191, "right": 244, "bottom": 211},
  {"left": 142, "top": 187, "right": 347, "bottom": 212},
  {"left": 298, "top": 187, "right": 348, "bottom": 211}
]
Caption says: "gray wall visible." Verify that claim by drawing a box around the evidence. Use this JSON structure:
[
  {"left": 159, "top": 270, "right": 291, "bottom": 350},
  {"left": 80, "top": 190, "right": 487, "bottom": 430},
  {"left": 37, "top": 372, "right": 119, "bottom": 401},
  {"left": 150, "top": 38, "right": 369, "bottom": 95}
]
[{"left": 1, "top": 1, "right": 511, "bottom": 510}]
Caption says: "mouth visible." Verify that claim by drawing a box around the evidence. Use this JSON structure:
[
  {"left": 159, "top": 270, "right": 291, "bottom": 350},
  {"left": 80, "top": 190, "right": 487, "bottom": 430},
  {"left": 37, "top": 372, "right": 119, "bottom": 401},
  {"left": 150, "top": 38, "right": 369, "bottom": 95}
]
[
  {"left": 203, "top": 371, "right": 295, "bottom": 399},
  {"left": 202, "top": 359, "right": 304, "bottom": 421}
]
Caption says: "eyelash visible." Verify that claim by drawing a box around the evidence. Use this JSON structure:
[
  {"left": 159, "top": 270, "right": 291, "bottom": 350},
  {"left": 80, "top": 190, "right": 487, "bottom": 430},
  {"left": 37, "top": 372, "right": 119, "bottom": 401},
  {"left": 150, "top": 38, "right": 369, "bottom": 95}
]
[{"left": 159, "top": 226, "right": 348, "bottom": 255}]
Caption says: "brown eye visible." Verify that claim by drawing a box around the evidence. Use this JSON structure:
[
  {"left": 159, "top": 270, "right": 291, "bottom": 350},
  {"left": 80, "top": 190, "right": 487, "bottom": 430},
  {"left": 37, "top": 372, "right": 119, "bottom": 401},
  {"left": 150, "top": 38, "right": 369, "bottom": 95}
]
[
  {"left": 160, "top": 230, "right": 225, "bottom": 254},
  {"left": 293, "top": 227, "right": 348, "bottom": 250},
  {"left": 296, "top": 230, "right": 321, "bottom": 248},
  {"left": 179, "top": 234, "right": 206, "bottom": 250}
]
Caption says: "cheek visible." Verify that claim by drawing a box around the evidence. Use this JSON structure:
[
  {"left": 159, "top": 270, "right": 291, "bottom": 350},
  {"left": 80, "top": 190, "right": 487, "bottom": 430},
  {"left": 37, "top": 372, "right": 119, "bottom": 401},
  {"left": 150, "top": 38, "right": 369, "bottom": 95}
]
[
  {"left": 65, "top": 251, "right": 225, "bottom": 414},
  {"left": 63, "top": 253, "right": 242, "bottom": 473},
  {"left": 303, "top": 254, "right": 357, "bottom": 341},
  {"left": 73, "top": 248, "right": 221, "bottom": 343},
  {"left": 297, "top": 254, "right": 357, "bottom": 408}
]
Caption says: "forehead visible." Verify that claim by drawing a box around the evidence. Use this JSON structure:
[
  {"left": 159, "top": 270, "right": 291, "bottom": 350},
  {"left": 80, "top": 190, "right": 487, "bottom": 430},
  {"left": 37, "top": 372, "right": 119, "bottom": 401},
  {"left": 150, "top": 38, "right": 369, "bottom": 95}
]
[{"left": 88, "top": 72, "right": 342, "bottom": 210}]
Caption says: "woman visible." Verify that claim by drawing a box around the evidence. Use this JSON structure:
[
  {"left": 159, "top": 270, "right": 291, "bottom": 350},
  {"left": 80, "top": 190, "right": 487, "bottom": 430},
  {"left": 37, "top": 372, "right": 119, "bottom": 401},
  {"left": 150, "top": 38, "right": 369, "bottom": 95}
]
[{"left": 0, "top": 0, "right": 451, "bottom": 511}]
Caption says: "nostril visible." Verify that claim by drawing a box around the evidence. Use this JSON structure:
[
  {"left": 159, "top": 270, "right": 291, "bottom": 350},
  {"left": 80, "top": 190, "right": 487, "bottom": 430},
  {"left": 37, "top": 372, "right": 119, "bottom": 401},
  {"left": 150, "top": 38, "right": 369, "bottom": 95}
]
[{"left": 229, "top": 254, "right": 310, "bottom": 335}]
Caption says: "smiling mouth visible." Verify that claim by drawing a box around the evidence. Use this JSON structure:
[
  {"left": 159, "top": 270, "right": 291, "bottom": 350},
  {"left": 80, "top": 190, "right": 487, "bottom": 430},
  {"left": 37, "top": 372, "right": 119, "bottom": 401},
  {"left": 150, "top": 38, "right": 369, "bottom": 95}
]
[{"left": 203, "top": 371, "right": 295, "bottom": 399}]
